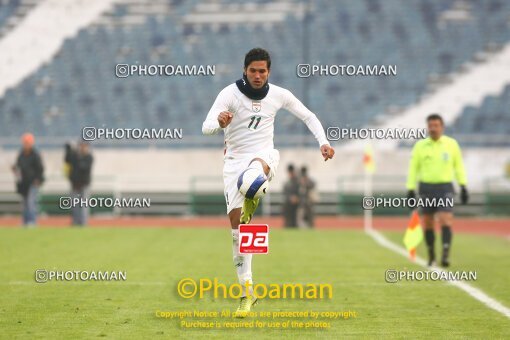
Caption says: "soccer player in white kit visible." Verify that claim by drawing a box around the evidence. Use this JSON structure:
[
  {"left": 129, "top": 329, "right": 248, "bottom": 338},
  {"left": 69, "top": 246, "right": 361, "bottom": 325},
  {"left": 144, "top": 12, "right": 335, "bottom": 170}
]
[{"left": 202, "top": 48, "right": 334, "bottom": 316}]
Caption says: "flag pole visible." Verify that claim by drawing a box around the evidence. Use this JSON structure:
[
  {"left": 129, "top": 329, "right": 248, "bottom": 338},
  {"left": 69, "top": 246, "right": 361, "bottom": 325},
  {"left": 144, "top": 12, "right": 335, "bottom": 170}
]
[
  {"left": 364, "top": 169, "right": 373, "bottom": 232},
  {"left": 363, "top": 143, "right": 374, "bottom": 232}
]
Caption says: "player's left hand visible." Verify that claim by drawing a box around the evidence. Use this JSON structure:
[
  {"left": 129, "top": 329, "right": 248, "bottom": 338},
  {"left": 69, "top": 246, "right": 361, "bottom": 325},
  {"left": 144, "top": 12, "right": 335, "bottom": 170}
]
[{"left": 320, "top": 144, "right": 335, "bottom": 161}]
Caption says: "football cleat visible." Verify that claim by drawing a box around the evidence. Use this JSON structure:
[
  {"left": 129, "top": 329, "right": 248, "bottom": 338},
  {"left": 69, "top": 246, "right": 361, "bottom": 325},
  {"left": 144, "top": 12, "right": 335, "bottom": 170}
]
[
  {"left": 234, "top": 296, "right": 258, "bottom": 318},
  {"left": 240, "top": 198, "right": 259, "bottom": 224}
]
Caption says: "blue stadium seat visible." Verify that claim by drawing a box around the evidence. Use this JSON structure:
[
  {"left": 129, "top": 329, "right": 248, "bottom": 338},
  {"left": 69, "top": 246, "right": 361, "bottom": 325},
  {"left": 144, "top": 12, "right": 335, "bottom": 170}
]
[{"left": 1, "top": 0, "right": 510, "bottom": 146}]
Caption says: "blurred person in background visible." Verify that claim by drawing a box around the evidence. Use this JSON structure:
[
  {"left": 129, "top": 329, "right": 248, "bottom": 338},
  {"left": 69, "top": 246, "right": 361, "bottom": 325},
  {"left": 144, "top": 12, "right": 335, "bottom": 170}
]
[
  {"left": 283, "top": 164, "right": 300, "bottom": 228},
  {"left": 12, "top": 133, "right": 44, "bottom": 227},
  {"left": 406, "top": 114, "right": 468, "bottom": 267},
  {"left": 65, "top": 141, "right": 93, "bottom": 226},
  {"left": 298, "top": 166, "right": 317, "bottom": 228}
]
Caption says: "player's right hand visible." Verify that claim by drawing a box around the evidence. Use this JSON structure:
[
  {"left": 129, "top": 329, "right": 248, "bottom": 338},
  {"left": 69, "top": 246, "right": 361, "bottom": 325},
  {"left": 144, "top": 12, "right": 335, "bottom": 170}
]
[{"left": 218, "top": 111, "right": 233, "bottom": 128}]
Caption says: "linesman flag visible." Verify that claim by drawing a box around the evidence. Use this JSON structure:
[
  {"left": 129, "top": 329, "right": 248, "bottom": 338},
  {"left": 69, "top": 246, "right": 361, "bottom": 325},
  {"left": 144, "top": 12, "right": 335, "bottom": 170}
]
[
  {"left": 363, "top": 144, "right": 375, "bottom": 174},
  {"left": 403, "top": 210, "right": 423, "bottom": 260}
]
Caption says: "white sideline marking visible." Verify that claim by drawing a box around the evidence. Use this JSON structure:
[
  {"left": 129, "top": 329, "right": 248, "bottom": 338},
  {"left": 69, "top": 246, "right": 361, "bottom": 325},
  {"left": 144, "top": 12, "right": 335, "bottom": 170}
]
[
  {"left": 4, "top": 281, "right": 166, "bottom": 285},
  {"left": 367, "top": 228, "right": 510, "bottom": 319}
]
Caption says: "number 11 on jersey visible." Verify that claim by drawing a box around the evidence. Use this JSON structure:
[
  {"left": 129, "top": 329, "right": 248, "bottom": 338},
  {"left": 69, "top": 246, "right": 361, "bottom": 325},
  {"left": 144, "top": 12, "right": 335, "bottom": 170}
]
[{"left": 248, "top": 115, "right": 262, "bottom": 130}]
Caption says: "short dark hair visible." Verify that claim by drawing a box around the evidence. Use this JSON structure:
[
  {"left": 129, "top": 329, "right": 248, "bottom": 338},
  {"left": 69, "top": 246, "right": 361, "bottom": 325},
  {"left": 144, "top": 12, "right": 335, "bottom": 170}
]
[
  {"left": 244, "top": 48, "right": 271, "bottom": 70},
  {"left": 287, "top": 164, "right": 295, "bottom": 172},
  {"left": 427, "top": 113, "right": 444, "bottom": 125},
  {"left": 301, "top": 166, "right": 308, "bottom": 176}
]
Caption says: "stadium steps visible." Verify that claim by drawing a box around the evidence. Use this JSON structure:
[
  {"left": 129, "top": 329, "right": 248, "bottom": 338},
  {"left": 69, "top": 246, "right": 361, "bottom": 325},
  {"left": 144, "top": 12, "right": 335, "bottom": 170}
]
[
  {"left": 0, "top": 0, "right": 41, "bottom": 38},
  {"left": 181, "top": 1, "right": 305, "bottom": 25},
  {"left": 93, "top": 0, "right": 174, "bottom": 28},
  {"left": 341, "top": 41, "right": 510, "bottom": 151},
  {"left": 448, "top": 85, "right": 510, "bottom": 146},
  {"left": 0, "top": 0, "right": 119, "bottom": 98}
]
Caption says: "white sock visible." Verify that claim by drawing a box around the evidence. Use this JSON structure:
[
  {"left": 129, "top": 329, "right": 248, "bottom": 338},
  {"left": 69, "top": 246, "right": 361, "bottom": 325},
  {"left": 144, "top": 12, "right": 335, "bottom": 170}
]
[{"left": 232, "top": 229, "right": 253, "bottom": 297}]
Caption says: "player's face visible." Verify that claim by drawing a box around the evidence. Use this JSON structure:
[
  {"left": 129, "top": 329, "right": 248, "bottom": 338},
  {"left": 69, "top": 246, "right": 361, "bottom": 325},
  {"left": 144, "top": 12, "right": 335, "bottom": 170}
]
[
  {"left": 244, "top": 61, "right": 270, "bottom": 89},
  {"left": 427, "top": 119, "right": 444, "bottom": 140}
]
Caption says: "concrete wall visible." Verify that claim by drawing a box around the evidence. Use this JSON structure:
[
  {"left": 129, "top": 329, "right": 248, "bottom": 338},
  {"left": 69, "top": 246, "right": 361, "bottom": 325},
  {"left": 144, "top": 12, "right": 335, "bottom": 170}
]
[{"left": 1, "top": 147, "right": 509, "bottom": 193}]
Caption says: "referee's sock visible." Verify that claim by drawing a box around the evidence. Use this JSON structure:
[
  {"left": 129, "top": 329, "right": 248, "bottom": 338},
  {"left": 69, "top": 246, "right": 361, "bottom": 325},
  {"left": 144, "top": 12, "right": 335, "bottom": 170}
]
[
  {"left": 425, "top": 229, "right": 435, "bottom": 266},
  {"left": 441, "top": 225, "right": 452, "bottom": 267}
]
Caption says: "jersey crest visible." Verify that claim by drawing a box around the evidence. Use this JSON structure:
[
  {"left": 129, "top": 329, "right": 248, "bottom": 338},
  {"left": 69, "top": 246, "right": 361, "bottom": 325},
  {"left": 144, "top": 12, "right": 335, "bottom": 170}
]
[{"left": 252, "top": 101, "right": 261, "bottom": 113}]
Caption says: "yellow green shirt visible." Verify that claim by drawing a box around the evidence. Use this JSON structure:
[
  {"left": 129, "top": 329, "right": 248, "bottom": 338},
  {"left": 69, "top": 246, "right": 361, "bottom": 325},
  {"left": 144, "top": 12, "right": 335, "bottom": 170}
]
[{"left": 406, "top": 135, "right": 467, "bottom": 190}]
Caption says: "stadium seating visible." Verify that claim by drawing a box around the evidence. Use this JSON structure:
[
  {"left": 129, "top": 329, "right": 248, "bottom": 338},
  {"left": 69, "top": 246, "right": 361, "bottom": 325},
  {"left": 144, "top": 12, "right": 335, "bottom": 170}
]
[
  {"left": 1, "top": 0, "right": 510, "bottom": 146},
  {"left": 449, "top": 84, "right": 510, "bottom": 146},
  {"left": 0, "top": 0, "right": 20, "bottom": 33}
]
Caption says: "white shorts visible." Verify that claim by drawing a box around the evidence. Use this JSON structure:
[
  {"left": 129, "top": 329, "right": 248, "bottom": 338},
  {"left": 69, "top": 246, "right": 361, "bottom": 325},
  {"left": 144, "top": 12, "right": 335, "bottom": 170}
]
[{"left": 223, "top": 148, "right": 280, "bottom": 214}]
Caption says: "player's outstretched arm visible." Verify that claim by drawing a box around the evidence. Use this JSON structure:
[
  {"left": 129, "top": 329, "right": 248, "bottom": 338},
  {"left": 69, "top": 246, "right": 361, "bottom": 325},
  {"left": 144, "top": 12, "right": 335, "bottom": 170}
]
[{"left": 283, "top": 89, "right": 333, "bottom": 161}]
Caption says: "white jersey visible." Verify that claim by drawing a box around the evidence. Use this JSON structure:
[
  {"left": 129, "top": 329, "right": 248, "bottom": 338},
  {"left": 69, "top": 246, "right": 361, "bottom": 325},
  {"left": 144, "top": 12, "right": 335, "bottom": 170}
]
[{"left": 202, "top": 83, "right": 329, "bottom": 157}]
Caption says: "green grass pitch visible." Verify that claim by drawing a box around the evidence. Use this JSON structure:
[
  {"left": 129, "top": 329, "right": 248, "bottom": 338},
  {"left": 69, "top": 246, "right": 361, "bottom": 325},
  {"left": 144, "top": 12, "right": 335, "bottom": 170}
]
[{"left": 0, "top": 227, "right": 509, "bottom": 339}]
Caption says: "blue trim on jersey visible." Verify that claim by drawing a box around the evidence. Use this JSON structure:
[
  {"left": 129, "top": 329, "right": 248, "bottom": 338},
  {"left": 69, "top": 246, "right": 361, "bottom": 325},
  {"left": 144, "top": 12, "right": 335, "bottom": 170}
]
[{"left": 245, "top": 174, "right": 266, "bottom": 199}]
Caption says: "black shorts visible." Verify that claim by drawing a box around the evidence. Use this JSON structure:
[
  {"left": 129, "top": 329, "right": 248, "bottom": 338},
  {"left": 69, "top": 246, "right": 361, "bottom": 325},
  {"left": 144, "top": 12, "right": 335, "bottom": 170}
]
[{"left": 418, "top": 182, "right": 454, "bottom": 214}]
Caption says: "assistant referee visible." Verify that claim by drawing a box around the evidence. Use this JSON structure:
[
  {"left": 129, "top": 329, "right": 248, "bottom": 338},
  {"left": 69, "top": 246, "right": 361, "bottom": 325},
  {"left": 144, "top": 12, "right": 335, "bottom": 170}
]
[{"left": 406, "top": 114, "right": 468, "bottom": 267}]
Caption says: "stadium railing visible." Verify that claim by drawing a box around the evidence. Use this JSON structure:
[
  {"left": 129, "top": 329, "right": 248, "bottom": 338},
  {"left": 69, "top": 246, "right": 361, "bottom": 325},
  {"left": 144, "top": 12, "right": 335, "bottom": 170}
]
[{"left": 0, "top": 175, "right": 508, "bottom": 217}]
